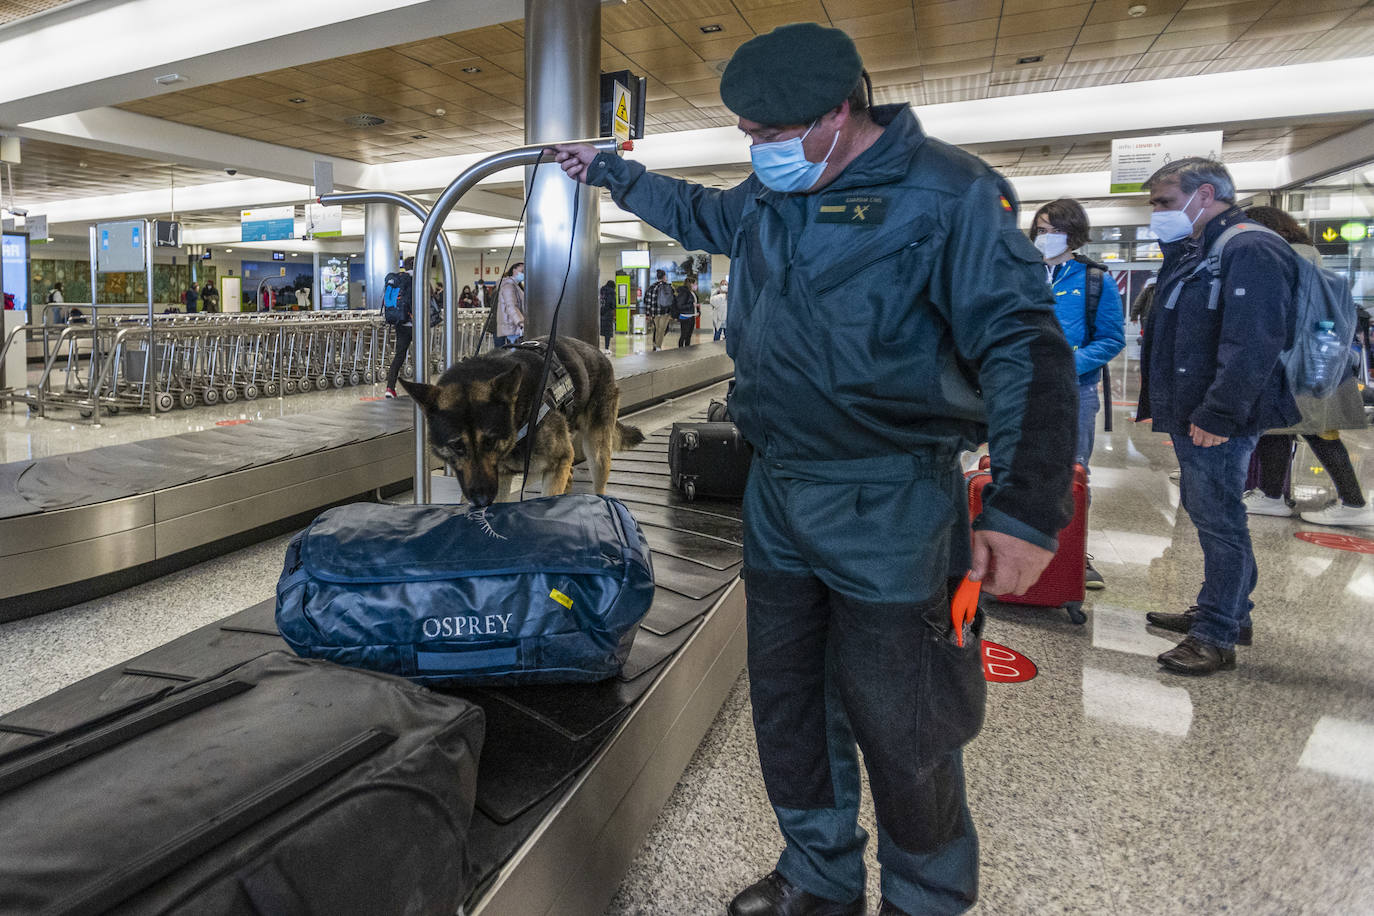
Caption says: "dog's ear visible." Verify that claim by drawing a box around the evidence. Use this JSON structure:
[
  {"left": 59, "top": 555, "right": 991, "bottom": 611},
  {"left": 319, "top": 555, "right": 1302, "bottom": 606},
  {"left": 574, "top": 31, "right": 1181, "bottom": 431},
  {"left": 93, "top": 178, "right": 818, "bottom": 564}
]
[
  {"left": 489, "top": 363, "right": 523, "bottom": 402},
  {"left": 398, "top": 379, "right": 439, "bottom": 410}
]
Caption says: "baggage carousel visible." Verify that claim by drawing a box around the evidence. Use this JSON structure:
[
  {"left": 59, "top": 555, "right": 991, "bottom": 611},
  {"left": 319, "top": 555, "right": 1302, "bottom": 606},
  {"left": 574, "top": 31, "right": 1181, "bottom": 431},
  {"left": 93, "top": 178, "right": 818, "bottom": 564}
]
[
  {"left": 0, "top": 343, "right": 734, "bottom": 619},
  {"left": 0, "top": 420, "right": 747, "bottom": 915}
]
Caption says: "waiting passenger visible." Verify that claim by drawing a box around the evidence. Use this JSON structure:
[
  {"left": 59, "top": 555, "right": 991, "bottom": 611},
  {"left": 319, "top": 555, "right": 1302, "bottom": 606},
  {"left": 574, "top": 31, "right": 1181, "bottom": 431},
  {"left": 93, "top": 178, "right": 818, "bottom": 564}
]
[
  {"left": 555, "top": 22, "right": 1077, "bottom": 916},
  {"left": 495, "top": 262, "right": 525, "bottom": 347},
  {"left": 459, "top": 285, "right": 476, "bottom": 308},
  {"left": 1138, "top": 159, "right": 1300, "bottom": 675},
  {"left": 642, "top": 269, "right": 674, "bottom": 351},
  {"left": 184, "top": 284, "right": 199, "bottom": 314},
  {"left": 599, "top": 279, "right": 617, "bottom": 351},
  {"left": 384, "top": 257, "right": 416, "bottom": 399},
  {"left": 1239, "top": 205, "right": 1372, "bottom": 527},
  {"left": 1028, "top": 198, "right": 1125, "bottom": 589},
  {"left": 710, "top": 279, "right": 728, "bottom": 341},
  {"left": 675, "top": 277, "right": 697, "bottom": 347},
  {"left": 46, "top": 281, "right": 65, "bottom": 324}
]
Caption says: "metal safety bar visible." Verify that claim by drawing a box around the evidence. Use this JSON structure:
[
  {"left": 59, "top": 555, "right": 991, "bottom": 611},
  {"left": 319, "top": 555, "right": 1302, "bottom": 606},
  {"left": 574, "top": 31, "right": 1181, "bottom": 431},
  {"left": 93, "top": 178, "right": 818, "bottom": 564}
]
[{"left": 408, "top": 136, "right": 619, "bottom": 503}]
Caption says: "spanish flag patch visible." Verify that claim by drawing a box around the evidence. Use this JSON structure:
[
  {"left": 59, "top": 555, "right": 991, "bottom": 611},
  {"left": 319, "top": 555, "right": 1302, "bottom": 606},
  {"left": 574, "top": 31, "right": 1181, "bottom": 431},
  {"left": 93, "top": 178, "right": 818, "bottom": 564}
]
[{"left": 999, "top": 195, "right": 1013, "bottom": 212}]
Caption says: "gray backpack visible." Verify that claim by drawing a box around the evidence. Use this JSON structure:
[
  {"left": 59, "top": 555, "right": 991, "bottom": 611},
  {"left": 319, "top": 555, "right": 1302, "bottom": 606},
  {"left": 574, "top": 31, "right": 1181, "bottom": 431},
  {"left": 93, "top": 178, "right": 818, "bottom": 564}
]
[{"left": 1164, "top": 223, "right": 1357, "bottom": 399}]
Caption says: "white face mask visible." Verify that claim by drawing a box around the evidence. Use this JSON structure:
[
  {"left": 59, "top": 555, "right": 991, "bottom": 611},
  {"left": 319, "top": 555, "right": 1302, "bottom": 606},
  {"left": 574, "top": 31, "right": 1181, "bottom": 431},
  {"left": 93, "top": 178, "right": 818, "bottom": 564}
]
[
  {"left": 1149, "top": 190, "right": 1200, "bottom": 243},
  {"left": 1034, "top": 232, "right": 1069, "bottom": 260}
]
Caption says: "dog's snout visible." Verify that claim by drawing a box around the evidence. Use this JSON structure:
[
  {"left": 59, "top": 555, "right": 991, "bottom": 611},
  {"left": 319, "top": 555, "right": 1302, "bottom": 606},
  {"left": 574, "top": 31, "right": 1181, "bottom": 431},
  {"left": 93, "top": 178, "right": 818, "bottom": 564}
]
[{"left": 467, "top": 488, "right": 496, "bottom": 508}]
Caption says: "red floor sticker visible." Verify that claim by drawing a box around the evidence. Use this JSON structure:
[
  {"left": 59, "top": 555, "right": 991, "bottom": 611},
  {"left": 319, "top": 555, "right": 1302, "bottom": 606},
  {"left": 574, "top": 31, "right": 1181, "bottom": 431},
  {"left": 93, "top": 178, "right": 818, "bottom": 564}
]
[
  {"left": 215, "top": 419, "right": 250, "bottom": 426},
  {"left": 1295, "top": 531, "right": 1374, "bottom": 554},
  {"left": 982, "top": 641, "right": 1037, "bottom": 683}
]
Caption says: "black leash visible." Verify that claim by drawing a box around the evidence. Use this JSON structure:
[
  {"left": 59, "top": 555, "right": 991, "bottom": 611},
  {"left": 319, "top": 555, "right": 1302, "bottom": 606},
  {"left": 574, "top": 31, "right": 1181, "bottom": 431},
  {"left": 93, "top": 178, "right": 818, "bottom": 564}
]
[
  {"left": 517, "top": 165, "right": 582, "bottom": 501},
  {"left": 474, "top": 160, "right": 541, "bottom": 358}
]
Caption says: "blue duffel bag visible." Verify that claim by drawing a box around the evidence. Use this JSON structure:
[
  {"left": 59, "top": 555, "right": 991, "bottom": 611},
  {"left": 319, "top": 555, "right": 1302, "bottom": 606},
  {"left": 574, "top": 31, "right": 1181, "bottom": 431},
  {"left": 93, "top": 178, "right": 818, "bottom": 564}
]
[{"left": 275, "top": 494, "right": 655, "bottom": 686}]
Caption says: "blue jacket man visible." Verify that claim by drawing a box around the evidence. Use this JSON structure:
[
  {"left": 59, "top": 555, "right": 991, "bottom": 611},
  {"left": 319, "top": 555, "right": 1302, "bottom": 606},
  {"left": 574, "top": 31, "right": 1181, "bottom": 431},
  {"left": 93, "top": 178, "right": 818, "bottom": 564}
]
[
  {"left": 1138, "top": 157, "right": 1299, "bottom": 675},
  {"left": 556, "top": 24, "right": 1077, "bottom": 916}
]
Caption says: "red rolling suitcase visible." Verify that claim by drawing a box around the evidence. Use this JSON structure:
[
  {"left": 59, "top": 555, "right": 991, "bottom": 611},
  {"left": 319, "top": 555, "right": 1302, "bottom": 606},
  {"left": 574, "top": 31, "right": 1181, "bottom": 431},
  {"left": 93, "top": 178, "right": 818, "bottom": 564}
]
[{"left": 966, "top": 463, "right": 1089, "bottom": 624}]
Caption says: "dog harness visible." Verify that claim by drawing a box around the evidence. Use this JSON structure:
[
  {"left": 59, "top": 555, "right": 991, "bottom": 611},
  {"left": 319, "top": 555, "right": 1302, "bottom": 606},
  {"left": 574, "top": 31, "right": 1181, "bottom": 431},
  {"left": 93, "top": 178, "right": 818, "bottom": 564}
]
[{"left": 504, "top": 339, "right": 576, "bottom": 444}]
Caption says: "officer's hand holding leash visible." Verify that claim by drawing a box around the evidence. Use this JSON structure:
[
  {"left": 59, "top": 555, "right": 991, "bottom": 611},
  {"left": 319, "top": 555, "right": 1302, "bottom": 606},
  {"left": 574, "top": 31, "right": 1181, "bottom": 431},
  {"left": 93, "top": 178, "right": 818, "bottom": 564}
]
[{"left": 551, "top": 145, "right": 597, "bottom": 184}]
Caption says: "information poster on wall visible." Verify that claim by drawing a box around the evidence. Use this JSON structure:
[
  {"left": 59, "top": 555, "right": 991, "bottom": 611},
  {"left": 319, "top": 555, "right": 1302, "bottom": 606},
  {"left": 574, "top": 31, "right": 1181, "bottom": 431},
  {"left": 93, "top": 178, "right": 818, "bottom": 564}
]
[
  {"left": 306, "top": 203, "right": 342, "bottom": 238},
  {"left": 1109, "top": 131, "right": 1222, "bottom": 194},
  {"left": 241, "top": 206, "right": 295, "bottom": 242}
]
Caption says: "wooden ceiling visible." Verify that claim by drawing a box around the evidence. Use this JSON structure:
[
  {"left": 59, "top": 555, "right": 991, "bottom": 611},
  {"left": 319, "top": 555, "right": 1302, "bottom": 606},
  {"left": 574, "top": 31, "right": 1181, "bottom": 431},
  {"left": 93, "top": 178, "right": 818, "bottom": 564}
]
[
  {"left": 7, "top": 138, "right": 250, "bottom": 206},
  {"left": 113, "top": 0, "right": 1374, "bottom": 166},
  {"left": 0, "top": 0, "right": 82, "bottom": 27}
]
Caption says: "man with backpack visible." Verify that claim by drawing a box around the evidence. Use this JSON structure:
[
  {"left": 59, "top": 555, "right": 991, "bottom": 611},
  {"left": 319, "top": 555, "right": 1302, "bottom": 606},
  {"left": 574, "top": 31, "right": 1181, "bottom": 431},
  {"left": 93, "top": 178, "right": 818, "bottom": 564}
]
[
  {"left": 1136, "top": 158, "right": 1299, "bottom": 675},
  {"left": 383, "top": 257, "right": 415, "bottom": 399},
  {"left": 1029, "top": 198, "right": 1125, "bottom": 590},
  {"left": 643, "top": 268, "right": 675, "bottom": 351}
]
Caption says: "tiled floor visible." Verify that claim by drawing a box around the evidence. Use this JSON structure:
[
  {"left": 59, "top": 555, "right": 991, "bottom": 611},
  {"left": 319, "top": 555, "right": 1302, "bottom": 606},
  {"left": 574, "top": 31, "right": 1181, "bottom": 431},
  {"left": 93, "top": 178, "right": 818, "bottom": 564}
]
[
  {"left": 607, "top": 356, "right": 1374, "bottom": 915},
  {"left": 3, "top": 349, "right": 1372, "bottom": 915}
]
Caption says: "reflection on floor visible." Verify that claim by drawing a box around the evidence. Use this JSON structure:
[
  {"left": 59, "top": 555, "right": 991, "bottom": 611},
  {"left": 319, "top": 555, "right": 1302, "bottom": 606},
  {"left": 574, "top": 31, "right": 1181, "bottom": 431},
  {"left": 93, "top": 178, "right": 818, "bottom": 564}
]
[{"left": 607, "top": 354, "right": 1374, "bottom": 915}]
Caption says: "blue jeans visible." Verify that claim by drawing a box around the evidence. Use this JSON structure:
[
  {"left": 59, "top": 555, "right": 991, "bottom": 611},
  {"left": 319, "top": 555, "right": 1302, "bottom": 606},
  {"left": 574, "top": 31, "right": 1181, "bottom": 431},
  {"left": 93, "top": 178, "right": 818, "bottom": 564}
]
[
  {"left": 1076, "top": 379, "right": 1100, "bottom": 469},
  {"left": 1172, "top": 433, "right": 1260, "bottom": 650},
  {"left": 713, "top": 326, "right": 725, "bottom": 341}
]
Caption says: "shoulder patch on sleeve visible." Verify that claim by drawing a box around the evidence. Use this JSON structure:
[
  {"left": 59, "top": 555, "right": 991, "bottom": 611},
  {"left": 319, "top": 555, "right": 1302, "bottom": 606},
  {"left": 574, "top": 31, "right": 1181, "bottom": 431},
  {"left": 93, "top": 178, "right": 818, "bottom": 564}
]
[{"left": 1001, "top": 228, "right": 1042, "bottom": 264}]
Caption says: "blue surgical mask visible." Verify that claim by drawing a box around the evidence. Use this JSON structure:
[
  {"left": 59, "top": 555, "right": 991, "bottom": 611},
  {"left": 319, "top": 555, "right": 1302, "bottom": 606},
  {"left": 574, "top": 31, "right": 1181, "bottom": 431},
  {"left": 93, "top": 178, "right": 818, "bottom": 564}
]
[
  {"left": 513, "top": 271, "right": 524, "bottom": 283},
  {"left": 750, "top": 120, "right": 840, "bottom": 193}
]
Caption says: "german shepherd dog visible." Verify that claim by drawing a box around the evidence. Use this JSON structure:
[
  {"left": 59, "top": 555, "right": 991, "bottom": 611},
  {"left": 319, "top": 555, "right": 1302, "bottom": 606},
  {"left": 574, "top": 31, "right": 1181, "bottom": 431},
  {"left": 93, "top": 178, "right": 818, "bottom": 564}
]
[{"left": 400, "top": 336, "right": 644, "bottom": 507}]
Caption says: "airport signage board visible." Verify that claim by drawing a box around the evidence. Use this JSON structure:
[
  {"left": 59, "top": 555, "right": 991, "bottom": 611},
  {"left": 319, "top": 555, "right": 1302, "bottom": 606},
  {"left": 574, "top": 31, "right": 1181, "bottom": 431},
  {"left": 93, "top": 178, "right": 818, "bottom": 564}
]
[
  {"left": 611, "top": 80, "right": 631, "bottom": 144},
  {"left": 306, "top": 203, "right": 342, "bottom": 238},
  {"left": 96, "top": 220, "right": 146, "bottom": 272},
  {"left": 26, "top": 214, "right": 46, "bottom": 242},
  {"left": 241, "top": 206, "right": 295, "bottom": 242},
  {"left": 1310, "top": 218, "right": 1374, "bottom": 255},
  {"left": 1109, "top": 131, "right": 1223, "bottom": 194}
]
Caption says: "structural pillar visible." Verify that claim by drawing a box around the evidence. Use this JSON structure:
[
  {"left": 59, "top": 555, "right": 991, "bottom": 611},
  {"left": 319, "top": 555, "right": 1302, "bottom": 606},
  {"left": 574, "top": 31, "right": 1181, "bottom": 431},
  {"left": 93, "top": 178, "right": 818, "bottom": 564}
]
[
  {"left": 363, "top": 203, "right": 399, "bottom": 311},
  {"left": 525, "top": 0, "right": 601, "bottom": 344}
]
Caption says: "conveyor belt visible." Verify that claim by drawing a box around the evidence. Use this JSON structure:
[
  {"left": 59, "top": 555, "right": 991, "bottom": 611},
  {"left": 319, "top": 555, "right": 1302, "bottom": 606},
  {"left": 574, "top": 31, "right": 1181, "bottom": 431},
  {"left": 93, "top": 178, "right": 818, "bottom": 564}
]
[
  {"left": 0, "top": 343, "right": 733, "bottom": 618},
  {"left": 0, "top": 422, "right": 747, "bottom": 915}
]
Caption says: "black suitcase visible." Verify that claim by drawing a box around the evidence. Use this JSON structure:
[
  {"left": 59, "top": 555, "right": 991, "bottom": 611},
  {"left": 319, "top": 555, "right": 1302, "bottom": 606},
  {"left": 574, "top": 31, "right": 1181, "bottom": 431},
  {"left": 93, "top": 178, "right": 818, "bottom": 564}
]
[
  {"left": 668, "top": 421, "right": 752, "bottom": 501},
  {"left": 0, "top": 652, "right": 484, "bottom": 916},
  {"left": 707, "top": 398, "right": 731, "bottom": 422}
]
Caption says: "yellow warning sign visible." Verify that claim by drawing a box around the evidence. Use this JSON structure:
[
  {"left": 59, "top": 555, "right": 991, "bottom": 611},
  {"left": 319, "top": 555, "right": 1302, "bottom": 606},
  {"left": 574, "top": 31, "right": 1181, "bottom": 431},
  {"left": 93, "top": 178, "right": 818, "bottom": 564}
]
[{"left": 612, "top": 81, "right": 631, "bottom": 144}]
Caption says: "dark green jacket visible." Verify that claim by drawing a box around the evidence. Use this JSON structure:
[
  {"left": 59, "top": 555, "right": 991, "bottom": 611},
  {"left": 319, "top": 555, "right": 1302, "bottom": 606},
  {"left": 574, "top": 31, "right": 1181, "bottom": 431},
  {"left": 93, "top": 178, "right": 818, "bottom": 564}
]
[{"left": 586, "top": 104, "right": 1076, "bottom": 550}]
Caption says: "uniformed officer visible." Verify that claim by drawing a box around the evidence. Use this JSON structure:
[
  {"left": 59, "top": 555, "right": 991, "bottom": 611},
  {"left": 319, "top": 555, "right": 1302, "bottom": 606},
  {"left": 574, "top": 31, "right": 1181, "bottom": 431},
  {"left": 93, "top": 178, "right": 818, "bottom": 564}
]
[{"left": 555, "top": 23, "right": 1076, "bottom": 916}]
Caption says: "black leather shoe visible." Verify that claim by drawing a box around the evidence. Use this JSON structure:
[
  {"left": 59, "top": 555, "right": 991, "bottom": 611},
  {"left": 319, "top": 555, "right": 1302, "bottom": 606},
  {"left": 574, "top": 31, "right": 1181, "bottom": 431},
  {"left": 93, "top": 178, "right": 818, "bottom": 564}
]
[
  {"left": 878, "top": 899, "right": 911, "bottom": 916},
  {"left": 1157, "top": 635, "right": 1236, "bottom": 675},
  {"left": 1146, "top": 606, "right": 1251, "bottom": 646},
  {"left": 727, "top": 871, "right": 865, "bottom": 916}
]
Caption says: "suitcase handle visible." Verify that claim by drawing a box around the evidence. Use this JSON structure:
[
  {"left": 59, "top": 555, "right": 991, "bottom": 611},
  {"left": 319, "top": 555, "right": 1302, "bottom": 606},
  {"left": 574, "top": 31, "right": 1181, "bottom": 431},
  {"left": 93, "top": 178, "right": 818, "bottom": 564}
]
[{"left": 0, "top": 680, "right": 255, "bottom": 795}]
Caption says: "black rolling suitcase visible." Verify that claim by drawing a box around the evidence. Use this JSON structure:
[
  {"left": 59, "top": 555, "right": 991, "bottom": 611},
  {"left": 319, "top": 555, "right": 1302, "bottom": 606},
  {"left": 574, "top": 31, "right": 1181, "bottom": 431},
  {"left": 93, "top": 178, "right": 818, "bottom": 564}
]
[
  {"left": 669, "top": 421, "right": 752, "bottom": 501},
  {"left": 0, "top": 652, "right": 485, "bottom": 916}
]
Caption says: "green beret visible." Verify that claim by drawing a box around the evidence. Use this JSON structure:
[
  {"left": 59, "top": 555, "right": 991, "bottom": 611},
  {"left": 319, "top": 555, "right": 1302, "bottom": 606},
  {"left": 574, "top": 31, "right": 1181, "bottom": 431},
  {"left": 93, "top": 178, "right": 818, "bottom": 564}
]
[{"left": 721, "top": 23, "right": 863, "bottom": 126}]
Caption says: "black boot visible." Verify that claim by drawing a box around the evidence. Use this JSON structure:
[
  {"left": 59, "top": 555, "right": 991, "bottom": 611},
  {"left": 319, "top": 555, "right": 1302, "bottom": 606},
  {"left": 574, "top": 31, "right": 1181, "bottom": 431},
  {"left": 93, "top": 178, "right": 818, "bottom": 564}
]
[
  {"left": 1146, "top": 606, "right": 1251, "bottom": 646},
  {"left": 727, "top": 871, "right": 865, "bottom": 916},
  {"left": 1157, "top": 635, "right": 1236, "bottom": 675}
]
